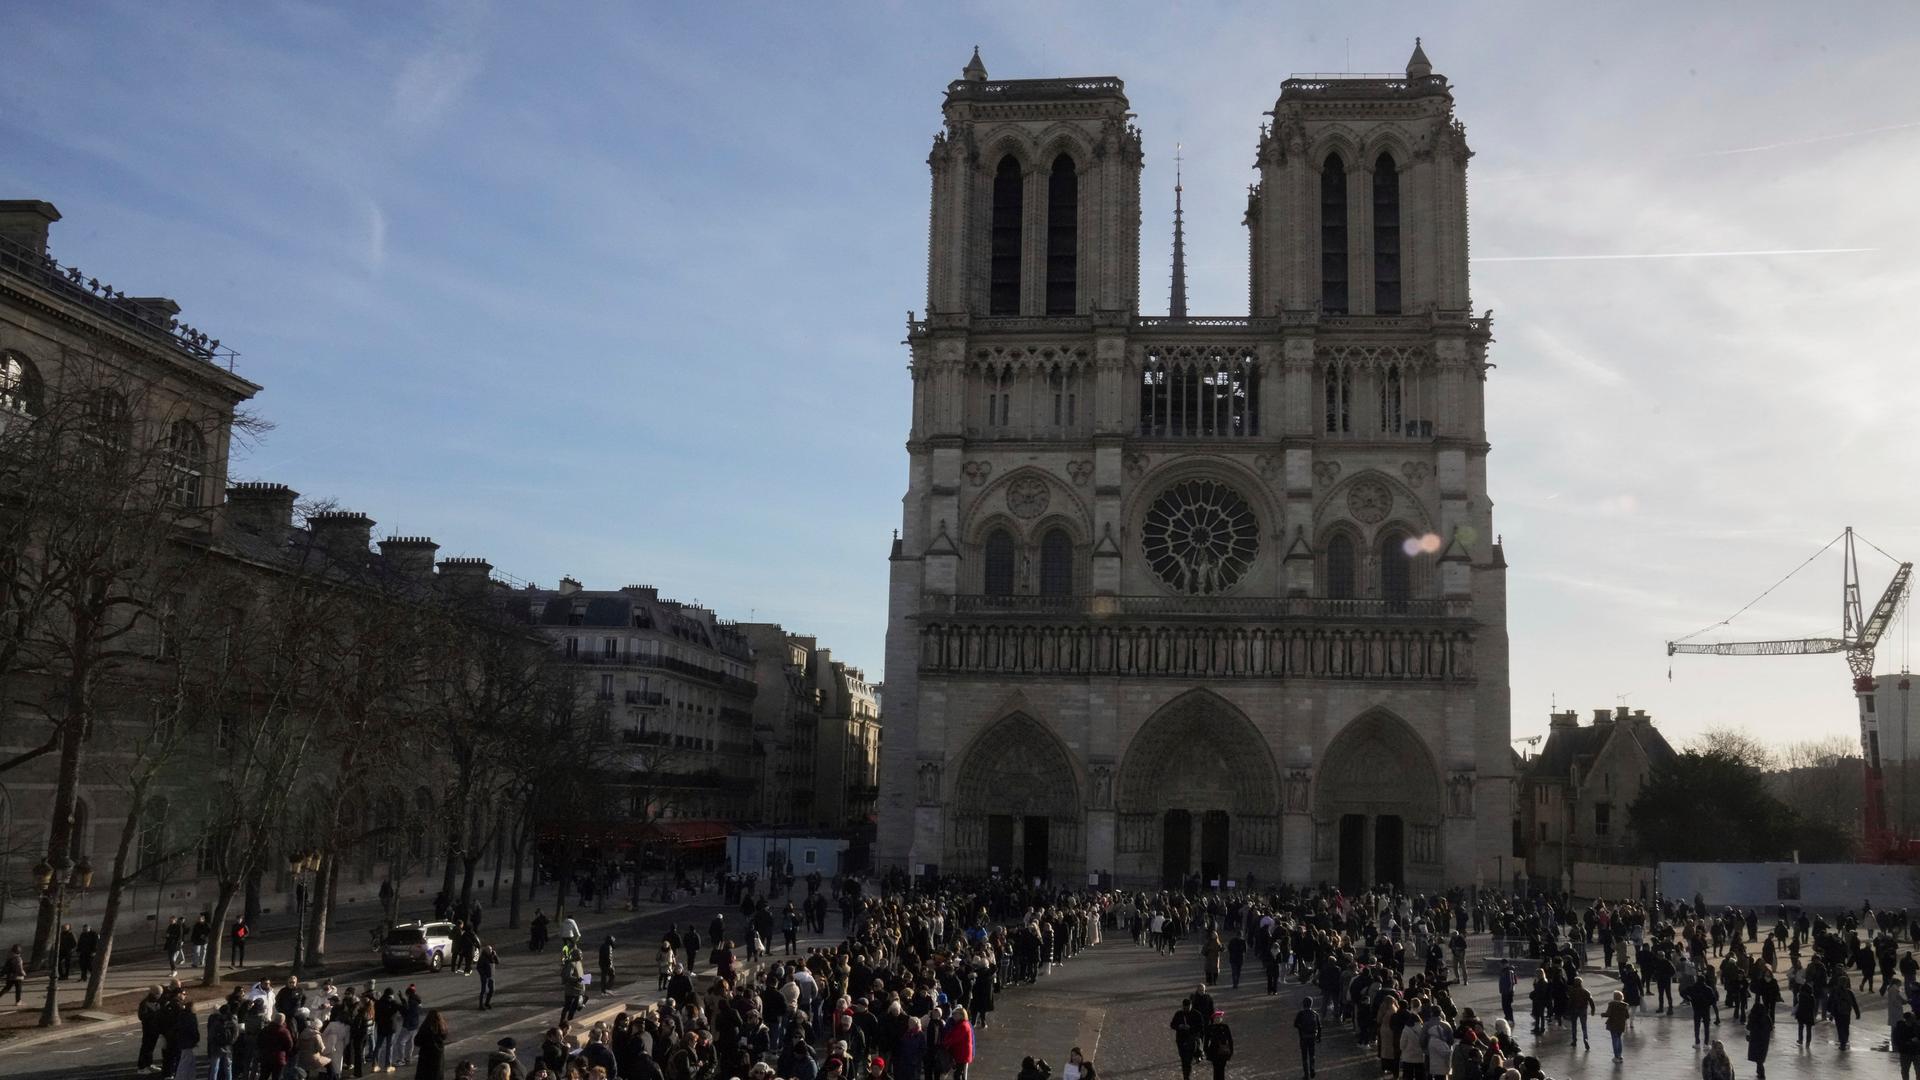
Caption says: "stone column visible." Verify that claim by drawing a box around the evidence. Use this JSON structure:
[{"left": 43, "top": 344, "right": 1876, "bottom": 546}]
[{"left": 1282, "top": 769, "right": 1313, "bottom": 883}]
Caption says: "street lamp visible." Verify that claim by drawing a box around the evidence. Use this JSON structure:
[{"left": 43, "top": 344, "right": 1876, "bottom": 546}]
[
  {"left": 288, "top": 850, "right": 321, "bottom": 978},
  {"left": 37, "top": 855, "right": 93, "bottom": 1027}
]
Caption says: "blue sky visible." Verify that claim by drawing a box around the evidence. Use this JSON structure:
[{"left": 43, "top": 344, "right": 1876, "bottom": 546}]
[{"left": 5, "top": 2, "right": 1918, "bottom": 749}]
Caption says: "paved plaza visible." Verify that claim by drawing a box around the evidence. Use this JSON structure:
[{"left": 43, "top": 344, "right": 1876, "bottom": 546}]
[{"left": 971, "top": 934, "right": 1900, "bottom": 1080}]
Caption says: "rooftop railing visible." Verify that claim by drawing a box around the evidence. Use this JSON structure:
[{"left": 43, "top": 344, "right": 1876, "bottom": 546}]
[
  {"left": 0, "top": 232, "right": 238, "bottom": 371},
  {"left": 926, "top": 594, "right": 1471, "bottom": 619}
]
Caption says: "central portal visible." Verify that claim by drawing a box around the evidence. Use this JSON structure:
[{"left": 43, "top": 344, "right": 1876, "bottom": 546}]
[
  {"left": 1200, "top": 810, "right": 1230, "bottom": 885},
  {"left": 1023, "top": 815, "right": 1051, "bottom": 881},
  {"left": 1162, "top": 809, "right": 1192, "bottom": 887}
]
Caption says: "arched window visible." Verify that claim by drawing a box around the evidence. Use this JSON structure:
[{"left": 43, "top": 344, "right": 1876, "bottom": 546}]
[
  {"left": 0, "top": 353, "right": 41, "bottom": 416},
  {"left": 1380, "top": 533, "right": 1413, "bottom": 609},
  {"left": 1326, "top": 534, "right": 1357, "bottom": 600},
  {"left": 1045, "top": 154, "right": 1078, "bottom": 315},
  {"left": 989, "top": 155, "right": 1024, "bottom": 316},
  {"left": 1373, "top": 154, "right": 1401, "bottom": 314},
  {"left": 1324, "top": 363, "right": 1352, "bottom": 433},
  {"left": 166, "top": 419, "right": 207, "bottom": 508},
  {"left": 983, "top": 529, "right": 1016, "bottom": 596},
  {"left": 1320, "top": 154, "right": 1349, "bottom": 314},
  {"left": 87, "top": 389, "right": 130, "bottom": 449},
  {"left": 1380, "top": 364, "right": 1403, "bottom": 435},
  {"left": 1039, "top": 529, "right": 1074, "bottom": 597}
]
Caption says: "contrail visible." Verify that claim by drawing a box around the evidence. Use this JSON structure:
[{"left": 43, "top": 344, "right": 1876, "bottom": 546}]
[
  {"left": 1702, "top": 119, "right": 1920, "bottom": 156},
  {"left": 1474, "top": 248, "right": 1876, "bottom": 263}
]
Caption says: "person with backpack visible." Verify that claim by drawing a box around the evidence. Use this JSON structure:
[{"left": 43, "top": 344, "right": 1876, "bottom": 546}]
[
  {"left": 1292, "top": 996, "right": 1320, "bottom": 1079},
  {"left": 1201, "top": 1009, "right": 1234, "bottom": 1080},
  {"left": 204, "top": 1000, "right": 237, "bottom": 1080}
]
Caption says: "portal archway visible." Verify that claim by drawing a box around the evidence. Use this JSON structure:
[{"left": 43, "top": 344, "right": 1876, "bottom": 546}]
[
  {"left": 1115, "top": 690, "right": 1281, "bottom": 887},
  {"left": 949, "top": 713, "right": 1082, "bottom": 882},
  {"left": 1313, "top": 710, "right": 1442, "bottom": 891}
]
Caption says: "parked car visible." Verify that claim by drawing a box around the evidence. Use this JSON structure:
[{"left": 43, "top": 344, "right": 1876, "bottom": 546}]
[{"left": 382, "top": 921, "right": 455, "bottom": 972}]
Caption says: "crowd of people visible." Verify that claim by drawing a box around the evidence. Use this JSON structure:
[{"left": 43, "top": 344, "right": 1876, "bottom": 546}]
[{"left": 90, "top": 871, "right": 1114, "bottom": 1080}]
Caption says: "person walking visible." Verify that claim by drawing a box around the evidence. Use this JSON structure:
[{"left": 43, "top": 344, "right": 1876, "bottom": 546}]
[
  {"left": 1603, "top": 990, "right": 1632, "bottom": 1062},
  {"left": 1702, "top": 1039, "right": 1734, "bottom": 1080},
  {"left": 205, "top": 1001, "right": 238, "bottom": 1080},
  {"left": 230, "top": 917, "right": 249, "bottom": 969},
  {"left": 1829, "top": 978, "right": 1861, "bottom": 1050},
  {"left": 529, "top": 910, "right": 549, "bottom": 953},
  {"left": 414, "top": 1010, "right": 449, "bottom": 1080},
  {"left": 1170, "top": 996, "right": 1202, "bottom": 1080},
  {"left": 137, "top": 986, "right": 166, "bottom": 1074},
  {"left": 599, "top": 935, "right": 617, "bottom": 994},
  {"left": 76, "top": 924, "right": 98, "bottom": 981},
  {"left": 1747, "top": 1000, "right": 1775, "bottom": 1079},
  {"left": 1496, "top": 962, "right": 1515, "bottom": 1025},
  {"left": 1687, "top": 973, "right": 1718, "bottom": 1047},
  {"left": 2, "top": 945, "right": 24, "bottom": 1005},
  {"left": 1567, "top": 975, "right": 1594, "bottom": 1050},
  {"left": 1895, "top": 1007, "right": 1920, "bottom": 1080},
  {"left": 169, "top": 994, "right": 200, "bottom": 1080},
  {"left": 1293, "top": 996, "right": 1320, "bottom": 1079},
  {"left": 164, "top": 917, "right": 185, "bottom": 977},
  {"left": 1202, "top": 1009, "right": 1234, "bottom": 1080},
  {"left": 477, "top": 943, "right": 499, "bottom": 1009},
  {"left": 1227, "top": 932, "right": 1246, "bottom": 990},
  {"left": 190, "top": 914, "right": 211, "bottom": 969},
  {"left": 1202, "top": 930, "right": 1224, "bottom": 988},
  {"left": 1792, "top": 984, "right": 1818, "bottom": 1048}
]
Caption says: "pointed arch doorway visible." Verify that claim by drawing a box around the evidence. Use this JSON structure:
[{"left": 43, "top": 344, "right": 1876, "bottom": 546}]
[
  {"left": 1314, "top": 711, "right": 1442, "bottom": 890},
  {"left": 1117, "top": 691, "right": 1282, "bottom": 887}
]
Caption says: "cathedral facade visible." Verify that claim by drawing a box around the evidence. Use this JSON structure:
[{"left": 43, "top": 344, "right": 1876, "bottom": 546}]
[{"left": 877, "top": 43, "right": 1511, "bottom": 892}]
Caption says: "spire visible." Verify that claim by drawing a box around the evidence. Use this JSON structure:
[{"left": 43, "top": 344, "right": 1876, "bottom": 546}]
[
  {"left": 1406, "top": 37, "right": 1432, "bottom": 79},
  {"left": 962, "top": 46, "right": 988, "bottom": 83},
  {"left": 1169, "top": 142, "right": 1188, "bottom": 320}
]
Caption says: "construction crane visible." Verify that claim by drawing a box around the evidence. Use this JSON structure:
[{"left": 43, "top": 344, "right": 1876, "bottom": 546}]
[{"left": 1668, "top": 528, "right": 1914, "bottom": 861}]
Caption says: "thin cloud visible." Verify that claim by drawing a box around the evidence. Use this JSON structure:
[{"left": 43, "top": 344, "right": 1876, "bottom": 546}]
[
  {"left": 1701, "top": 119, "right": 1920, "bottom": 157},
  {"left": 1474, "top": 248, "right": 1875, "bottom": 262},
  {"left": 392, "top": 42, "right": 485, "bottom": 128}
]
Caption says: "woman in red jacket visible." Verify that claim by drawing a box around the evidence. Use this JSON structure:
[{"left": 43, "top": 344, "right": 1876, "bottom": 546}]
[{"left": 941, "top": 1007, "right": 976, "bottom": 1080}]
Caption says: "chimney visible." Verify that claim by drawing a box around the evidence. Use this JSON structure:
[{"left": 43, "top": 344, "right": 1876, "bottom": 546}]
[
  {"left": 124, "top": 296, "right": 180, "bottom": 328},
  {"left": 1615, "top": 704, "right": 1630, "bottom": 722},
  {"left": 378, "top": 536, "right": 440, "bottom": 580},
  {"left": 224, "top": 482, "right": 299, "bottom": 543},
  {"left": 1592, "top": 708, "right": 1611, "bottom": 725},
  {"left": 621, "top": 585, "right": 659, "bottom": 601},
  {"left": 0, "top": 200, "right": 60, "bottom": 255},
  {"left": 307, "top": 510, "right": 374, "bottom": 562},
  {"left": 1549, "top": 710, "right": 1578, "bottom": 731},
  {"left": 558, "top": 576, "right": 583, "bottom": 596},
  {"left": 438, "top": 556, "right": 494, "bottom": 598}
]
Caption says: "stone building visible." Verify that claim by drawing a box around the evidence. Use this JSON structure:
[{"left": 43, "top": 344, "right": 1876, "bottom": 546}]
[
  {"left": 741, "top": 624, "right": 884, "bottom": 830},
  {"left": 877, "top": 43, "right": 1511, "bottom": 891},
  {"left": 517, "top": 581, "right": 762, "bottom": 826},
  {"left": 1518, "top": 707, "right": 1677, "bottom": 884},
  {"left": 0, "top": 200, "right": 519, "bottom": 938}
]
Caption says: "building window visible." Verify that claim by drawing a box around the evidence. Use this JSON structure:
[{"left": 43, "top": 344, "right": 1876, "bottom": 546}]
[
  {"left": 602, "top": 637, "right": 618, "bottom": 659},
  {"left": 1595, "top": 802, "right": 1612, "bottom": 837},
  {"left": 1325, "top": 533, "right": 1356, "bottom": 600},
  {"left": 1373, "top": 154, "right": 1401, "bottom": 314},
  {"left": 1046, "top": 154, "right": 1078, "bottom": 315},
  {"left": 165, "top": 420, "right": 207, "bottom": 509},
  {"left": 1538, "top": 822, "right": 1548, "bottom": 841},
  {"left": 86, "top": 388, "right": 130, "bottom": 449},
  {"left": 0, "top": 352, "right": 41, "bottom": 416},
  {"left": 1038, "top": 529, "right": 1074, "bottom": 597},
  {"left": 1320, "top": 154, "right": 1349, "bottom": 314},
  {"left": 1380, "top": 533, "right": 1412, "bottom": 608},
  {"left": 1379, "top": 364, "right": 1403, "bottom": 435},
  {"left": 989, "top": 155, "right": 1023, "bottom": 316},
  {"left": 1138, "top": 351, "right": 1259, "bottom": 437},
  {"left": 1323, "top": 363, "right": 1351, "bottom": 433},
  {"left": 600, "top": 673, "right": 614, "bottom": 699},
  {"left": 564, "top": 636, "right": 579, "bottom": 658},
  {"left": 983, "top": 529, "right": 1015, "bottom": 596},
  {"left": 1048, "top": 365, "right": 1078, "bottom": 429}
]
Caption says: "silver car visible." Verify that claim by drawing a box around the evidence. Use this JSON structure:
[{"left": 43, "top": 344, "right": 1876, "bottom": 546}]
[{"left": 382, "top": 921, "right": 455, "bottom": 972}]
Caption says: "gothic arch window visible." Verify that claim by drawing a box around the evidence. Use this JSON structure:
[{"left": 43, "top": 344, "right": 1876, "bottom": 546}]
[
  {"left": 1373, "top": 154, "right": 1401, "bottom": 314},
  {"left": 1039, "top": 528, "right": 1074, "bottom": 597},
  {"left": 983, "top": 528, "right": 1016, "bottom": 596},
  {"left": 1324, "top": 363, "right": 1352, "bottom": 433},
  {"left": 1380, "top": 531, "right": 1413, "bottom": 609},
  {"left": 1326, "top": 532, "right": 1357, "bottom": 600},
  {"left": 1045, "top": 154, "right": 1078, "bottom": 315},
  {"left": 1320, "top": 153, "right": 1349, "bottom": 314},
  {"left": 0, "top": 352, "right": 41, "bottom": 416},
  {"left": 166, "top": 419, "right": 207, "bottom": 508},
  {"left": 1379, "top": 364, "right": 1403, "bottom": 435},
  {"left": 1047, "top": 364, "right": 1078, "bottom": 429},
  {"left": 1139, "top": 350, "right": 1259, "bottom": 438},
  {"left": 989, "top": 155, "right": 1024, "bottom": 316}
]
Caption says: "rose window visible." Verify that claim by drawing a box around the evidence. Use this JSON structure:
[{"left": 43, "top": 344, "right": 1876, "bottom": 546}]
[{"left": 1141, "top": 479, "right": 1259, "bottom": 595}]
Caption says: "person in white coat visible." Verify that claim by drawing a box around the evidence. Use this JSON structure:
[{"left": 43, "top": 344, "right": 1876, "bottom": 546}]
[{"left": 1423, "top": 1012, "right": 1455, "bottom": 1080}]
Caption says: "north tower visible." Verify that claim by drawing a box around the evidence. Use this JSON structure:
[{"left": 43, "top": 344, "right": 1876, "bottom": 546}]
[{"left": 879, "top": 43, "right": 1509, "bottom": 891}]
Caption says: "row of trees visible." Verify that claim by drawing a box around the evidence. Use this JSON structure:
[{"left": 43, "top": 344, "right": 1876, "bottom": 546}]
[
  {"left": 0, "top": 380, "right": 612, "bottom": 1017},
  {"left": 1629, "top": 726, "right": 1861, "bottom": 863}
]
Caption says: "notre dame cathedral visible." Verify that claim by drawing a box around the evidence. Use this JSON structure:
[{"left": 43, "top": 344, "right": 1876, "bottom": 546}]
[{"left": 877, "top": 42, "right": 1511, "bottom": 892}]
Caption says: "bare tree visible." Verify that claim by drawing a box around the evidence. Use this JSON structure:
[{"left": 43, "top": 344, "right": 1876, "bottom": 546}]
[{"left": 1688, "top": 726, "right": 1778, "bottom": 772}]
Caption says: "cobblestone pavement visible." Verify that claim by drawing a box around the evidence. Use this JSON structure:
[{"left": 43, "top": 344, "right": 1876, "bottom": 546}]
[{"left": 974, "top": 935, "right": 1903, "bottom": 1080}]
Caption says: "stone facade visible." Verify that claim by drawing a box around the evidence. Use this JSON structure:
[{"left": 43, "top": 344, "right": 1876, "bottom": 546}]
[
  {"left": 878, "top": 44, "right": 1512, "bottom": 891},
  {"left": 1519, "top": 707, "right": 1677, "bottom": 884}
]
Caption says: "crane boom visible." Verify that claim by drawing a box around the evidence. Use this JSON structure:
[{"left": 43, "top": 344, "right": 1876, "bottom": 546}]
[
  {"left": 1856, "top": 562, "right": 1913, "bottom": 657},
  {"left": 1667, "top": 638, "right": 1847, "bottom": 657}
]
